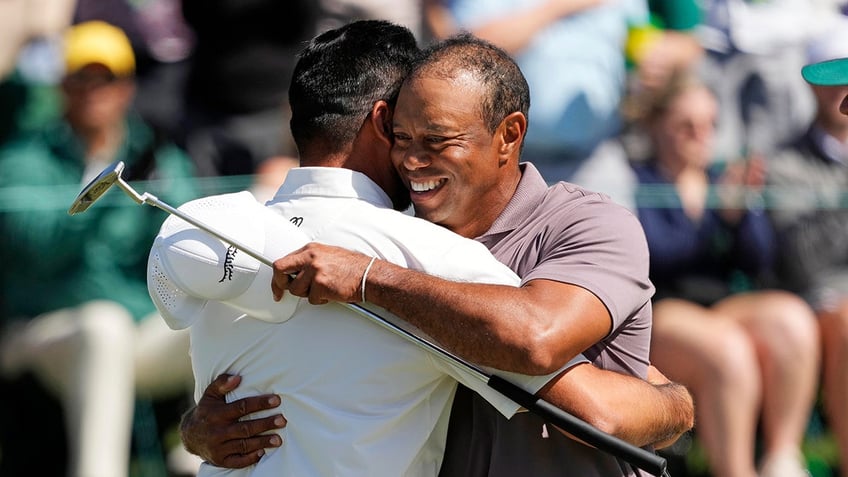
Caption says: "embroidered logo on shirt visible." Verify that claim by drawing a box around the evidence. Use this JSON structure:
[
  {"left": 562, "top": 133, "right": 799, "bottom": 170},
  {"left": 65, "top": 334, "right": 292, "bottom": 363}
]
[
  {"left": 290, "top": 217, "right": 304, "bottom": 227},
  {"left": 219, "top": 245, "right": 237, "bottom": 282}
]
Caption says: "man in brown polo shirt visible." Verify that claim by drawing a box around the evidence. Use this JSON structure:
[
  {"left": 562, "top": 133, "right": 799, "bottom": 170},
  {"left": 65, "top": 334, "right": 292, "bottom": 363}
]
[{"left": 180, "top": 30, "right": 692, "bottom": 477}]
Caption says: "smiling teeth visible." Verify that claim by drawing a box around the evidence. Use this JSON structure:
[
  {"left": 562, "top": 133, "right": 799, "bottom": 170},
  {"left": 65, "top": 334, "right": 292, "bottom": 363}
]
[{"left": 410, "top": 179, "right": 443, "bottom": 192}]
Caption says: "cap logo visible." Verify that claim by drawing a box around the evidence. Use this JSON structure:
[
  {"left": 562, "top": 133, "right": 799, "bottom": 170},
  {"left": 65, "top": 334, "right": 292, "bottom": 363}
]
[
  {"left": 219, "top": 245, "right": 238, "bottom": 283},
  {"left": 290, "top": 217, "right": 304, "bottom": 227}
]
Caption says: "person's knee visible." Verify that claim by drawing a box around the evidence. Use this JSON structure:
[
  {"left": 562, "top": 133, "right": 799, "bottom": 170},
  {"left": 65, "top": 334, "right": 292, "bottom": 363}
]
[
  {"left": 702, "top": 322, "right": 760, "bottom": 388},
  {"left": 75, "top": 300, "right": 135, "bottom": 350},
  {"left": 134, "top": 315, "right": 192, "bottom": 396},
  {"left": 757, "top": 292, "right": 819, "bottom": 361}
]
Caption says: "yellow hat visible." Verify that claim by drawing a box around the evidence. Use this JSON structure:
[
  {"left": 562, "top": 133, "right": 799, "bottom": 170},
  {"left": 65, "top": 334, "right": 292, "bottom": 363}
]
[{"left": 64, "top": 21, "right": 135, "bottom": 77}]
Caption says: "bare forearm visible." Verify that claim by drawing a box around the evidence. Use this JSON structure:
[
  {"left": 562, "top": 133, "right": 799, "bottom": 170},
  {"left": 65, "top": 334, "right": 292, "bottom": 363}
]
[
  {"left": 365, "top": 260, "right": 559, "bottom": 373},
  {"left": 636, "top": 382, "right": 694, "bottom": 448},
  {"left": 464, "top": 0, "right": 604, "bottom": 54},
  {"left": 537, "top": 365, "right": 695, "bottom": 447},
  {"left": 273, "top": 244, "right": 608, "bottom": 374}
]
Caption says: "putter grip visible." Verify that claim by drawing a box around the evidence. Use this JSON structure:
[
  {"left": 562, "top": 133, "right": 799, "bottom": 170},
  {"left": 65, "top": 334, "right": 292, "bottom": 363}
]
[{"left": 487, "top": 375, "right": 668, "bottom": 477}]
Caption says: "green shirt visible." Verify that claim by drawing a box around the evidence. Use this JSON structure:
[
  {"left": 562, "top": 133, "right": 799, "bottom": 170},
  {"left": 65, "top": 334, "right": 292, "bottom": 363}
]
[{"left": 0, "top": 115, "right": 198, "bottom": 322}]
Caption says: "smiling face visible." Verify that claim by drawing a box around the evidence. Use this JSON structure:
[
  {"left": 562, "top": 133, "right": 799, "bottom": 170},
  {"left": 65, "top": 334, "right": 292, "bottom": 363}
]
[{"left": 390, "top": 73, "right": 521, "bottom": 238}]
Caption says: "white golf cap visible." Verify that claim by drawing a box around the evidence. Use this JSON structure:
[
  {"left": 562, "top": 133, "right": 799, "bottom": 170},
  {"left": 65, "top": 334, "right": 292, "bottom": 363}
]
[{"left": 147, "top": 191, "right": 308, "bottom": 330}]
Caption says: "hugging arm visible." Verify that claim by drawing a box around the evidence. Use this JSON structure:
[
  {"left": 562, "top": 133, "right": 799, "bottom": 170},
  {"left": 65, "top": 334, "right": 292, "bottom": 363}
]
[
  {"left": 539, "top": 363, "right": 694, "bottom": 448},
  {"left": 181, "top": 364, "right": 694, "bottom": 466},
  {"left": 180, "top": 375, "right": 285, "bottom": 467},
  {"left": 273, "top": 243, "right": 610, "bottom": 376}
]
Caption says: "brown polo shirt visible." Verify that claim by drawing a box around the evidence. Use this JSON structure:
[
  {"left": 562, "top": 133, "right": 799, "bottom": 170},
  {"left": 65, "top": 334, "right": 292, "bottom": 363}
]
[{"left": 439, "top": 163, "right": 655, "bottom": 477}]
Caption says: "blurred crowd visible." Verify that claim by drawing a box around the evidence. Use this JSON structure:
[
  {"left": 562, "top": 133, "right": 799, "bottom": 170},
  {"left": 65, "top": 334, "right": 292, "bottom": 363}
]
[{"left": 2, "top": 1, "right": 848, "bottom": 476}]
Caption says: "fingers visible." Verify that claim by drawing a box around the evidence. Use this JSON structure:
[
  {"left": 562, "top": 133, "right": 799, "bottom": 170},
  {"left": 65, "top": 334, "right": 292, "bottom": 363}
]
[
  {"left": 214, "top": 417, "right": 286, "bottom": 468},
  {"left": 208, "top": 432, "right": 284, "bottom": 468},
  {"left": 227, "top": 413, "right": 287, "bottom": 440},
  {"left": 182, "top": 406, "right": 286, "bottom": 467},
  {"left": 182, "top": 373, "right": 286, "bottom": 467},
  {"left": 286, "top": 268, "right": 316, "bottom": 299},
  {"left": 271, "top": 261, "right": 294, "bottom": 302},
  {"left": 272, "top": 246, "right": 312, "bottom": 301},
  {"left": 211, "top": 394, "right": 282, "bottom": 422},
  {"left": 205, "top": 374, "right": 241, "bottom": 399},
  {"left": 219, "top": 449, "right": 267, "bottom": 469},
  {"left": 270, "top": 243, "right": 371, "bottom": 303}
]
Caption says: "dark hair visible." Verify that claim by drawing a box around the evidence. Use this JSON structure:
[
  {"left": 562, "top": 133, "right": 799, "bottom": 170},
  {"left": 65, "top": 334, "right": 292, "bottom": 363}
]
[
  {"left": 410, "top": 33, "right": 530, "bottom": 133},
  {"left": 622, "top": 69, "right": 711, "bottom": 126},
  {"left": 289, "top": 20, "right": 419, "bottom": 156}
]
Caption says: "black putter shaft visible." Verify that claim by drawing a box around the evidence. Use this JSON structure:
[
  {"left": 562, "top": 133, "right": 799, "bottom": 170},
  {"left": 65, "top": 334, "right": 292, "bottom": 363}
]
[{"left": 69, "top": 161, "right": 669, "bottom": 476}]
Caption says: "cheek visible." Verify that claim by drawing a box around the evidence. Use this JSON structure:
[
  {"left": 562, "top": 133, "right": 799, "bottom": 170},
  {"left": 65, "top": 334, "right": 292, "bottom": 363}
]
[{"left": 390, "top": 148, "right": 405, "bottom": 168}]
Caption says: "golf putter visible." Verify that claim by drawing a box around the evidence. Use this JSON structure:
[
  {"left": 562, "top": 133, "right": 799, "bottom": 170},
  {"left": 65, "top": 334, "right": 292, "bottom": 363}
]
[{"left": 68, "top": 160, "right": 669, "bottom": 477}]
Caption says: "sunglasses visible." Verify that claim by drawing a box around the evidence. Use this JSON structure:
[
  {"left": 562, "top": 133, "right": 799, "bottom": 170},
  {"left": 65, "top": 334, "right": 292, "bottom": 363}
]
[{"left": 64, "top": 71, "right": 123, "bottom": 90}]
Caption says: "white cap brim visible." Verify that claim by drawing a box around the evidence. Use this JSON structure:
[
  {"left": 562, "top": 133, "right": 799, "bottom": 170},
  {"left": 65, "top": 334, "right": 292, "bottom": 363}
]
[{"left": 147, "top": 191, "right": 308, "bottom": 329}]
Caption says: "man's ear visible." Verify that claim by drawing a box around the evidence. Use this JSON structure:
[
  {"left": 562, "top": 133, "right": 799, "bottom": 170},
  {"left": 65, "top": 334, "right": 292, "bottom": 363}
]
[
  {"left": 497, "top": 111, "right": 527, "bottom": 163},
  {"left": 369, "top": 100, "right": 394, "bottom": 147}
]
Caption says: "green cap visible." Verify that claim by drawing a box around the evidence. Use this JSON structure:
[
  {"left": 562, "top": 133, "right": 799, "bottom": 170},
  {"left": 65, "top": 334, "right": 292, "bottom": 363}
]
[{"left": 802, "top": 57, "right": 848, "bottom": 86}]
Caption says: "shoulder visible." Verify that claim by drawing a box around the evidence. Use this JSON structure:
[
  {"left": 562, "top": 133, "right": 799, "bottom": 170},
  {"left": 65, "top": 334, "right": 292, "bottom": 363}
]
[
  {"left": 543, "top": 183, "right": 644, "bottom": 233},
  {"left": 362, "top": 207, "right": 481, "bottom": 248},
  {"left": 514, "top": 185, "right": 649, "bottom": 270},
  {"left": 334, "top": 206, "right": 518, "bottom": 284}
]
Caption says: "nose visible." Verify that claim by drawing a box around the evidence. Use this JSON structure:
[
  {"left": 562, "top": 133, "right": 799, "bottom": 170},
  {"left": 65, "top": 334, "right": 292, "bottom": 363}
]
[{"left": 398, "top": 144, "right": 432, "bottom": 171}]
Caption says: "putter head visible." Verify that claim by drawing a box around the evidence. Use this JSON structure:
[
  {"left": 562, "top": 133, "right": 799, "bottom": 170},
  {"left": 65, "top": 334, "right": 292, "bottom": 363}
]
[{"left": 68, "top": 160, "right": 126, "bottom": 215}]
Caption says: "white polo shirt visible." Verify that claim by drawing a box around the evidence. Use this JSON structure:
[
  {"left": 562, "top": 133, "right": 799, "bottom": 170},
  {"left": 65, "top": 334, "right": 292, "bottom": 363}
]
[{"left": 186, "top": 167, "right": 582, "bottom": 477}]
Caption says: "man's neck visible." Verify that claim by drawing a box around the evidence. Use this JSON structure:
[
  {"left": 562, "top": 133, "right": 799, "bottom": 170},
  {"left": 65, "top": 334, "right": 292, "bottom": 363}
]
[{"left": 817, "top": 117, "right": 848, "bottom": 144}]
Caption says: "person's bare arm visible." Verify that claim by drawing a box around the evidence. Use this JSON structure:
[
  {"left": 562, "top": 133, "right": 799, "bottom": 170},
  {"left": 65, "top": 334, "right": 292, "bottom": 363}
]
[
  {"left": 635, "top": 30, "right": 704, "bottom": 92},
  {"left": 272, "top": 243, "right": 610, "bottom": 375},
  {"left": 180, "top": 374, "right": 286, "bottom": 467},
  {"left": 183, "top": 367, "right": 692, "bottom": 466},
  {"left": 423, "top": 0, "right": 604, "bottom": 53},
  {"left": 538, "top": 364, "right": 694, "bottom": 448}
]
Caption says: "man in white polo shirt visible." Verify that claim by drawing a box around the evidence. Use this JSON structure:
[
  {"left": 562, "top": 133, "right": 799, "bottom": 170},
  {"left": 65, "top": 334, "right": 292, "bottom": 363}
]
[{"left": 150, "top": 189, "right": 561, "bottom": 477}]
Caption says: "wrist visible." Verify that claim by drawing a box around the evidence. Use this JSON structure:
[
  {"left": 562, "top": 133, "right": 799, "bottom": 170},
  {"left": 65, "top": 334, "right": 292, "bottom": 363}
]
[{"left": 360, "top": 256, "right": 378, "bottom": 303}]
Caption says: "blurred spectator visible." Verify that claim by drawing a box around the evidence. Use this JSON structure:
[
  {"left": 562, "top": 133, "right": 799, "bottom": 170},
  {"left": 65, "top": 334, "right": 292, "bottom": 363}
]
[
  {"left": 0, "top": 0, "right": 76, "bottom": 144},
  {"left": 318, "top": 0, "right": 426, "bottom": 40},
  {"left": 621, "top": 0, "right": 705, "bottom": 164},
  {"left": 630, "top": 72, "right": 820, "bottom": 477},
  {"left": 695, "top": 0, "right": 844, "bottom": 161},
  {"left": 74, "top": 0, "right": 196, "bottom": 140},
  {"left": 625, "top": 0, "right": 703, "bottom": 95},
  {"left": 178, "top": 0, "right": 319, "bottom": 177},
  {"left": 422, "top": 0, "right": 647, "bottom": 209},
  {"left": 768, "top": 17, "right": 848, "bottom": 476},
  {"left": 0, "top": 21, "right": 197, "bottom": 477},
  {"left": 0, "top": 0, "right": 76, "bottom": 80}
]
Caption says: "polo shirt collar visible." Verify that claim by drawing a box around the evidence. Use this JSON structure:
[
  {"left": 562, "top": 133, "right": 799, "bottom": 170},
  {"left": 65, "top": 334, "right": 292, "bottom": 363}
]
[
  {"left": 272, "top": 167, "right": 394, "bottom": 208},
  {"left": 477, "top": 162, "right": 547, "bottom": 240},
  {"left": 809, "top": 125, "right": 848, "bottom": 166}
]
